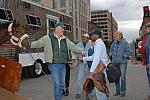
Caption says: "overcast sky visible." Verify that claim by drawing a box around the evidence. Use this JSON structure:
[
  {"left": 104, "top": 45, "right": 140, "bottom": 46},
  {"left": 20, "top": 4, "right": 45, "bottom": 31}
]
[{"left": 91, "top": 0, "right": 150, "bottom": 42}]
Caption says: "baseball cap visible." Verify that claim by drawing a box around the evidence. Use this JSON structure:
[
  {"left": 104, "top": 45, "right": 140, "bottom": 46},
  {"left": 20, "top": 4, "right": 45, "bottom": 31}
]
[
  {"left": 82, "top": 33, "right": 89, "bottom": 38},
  {"left": 54, "top": 22, "right": 65, "bottom": 28},
  {"left": 88, "top": 32, "right": 93, "bottom": 36},
  {"left": 89, "top": 29, "right": 103, "bottom": 37}
]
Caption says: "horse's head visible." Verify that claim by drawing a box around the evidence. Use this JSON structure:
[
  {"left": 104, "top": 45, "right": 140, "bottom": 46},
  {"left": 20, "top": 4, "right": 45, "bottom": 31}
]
[{"left": 8, "top": 22, "right": 31, "bottom": 49}]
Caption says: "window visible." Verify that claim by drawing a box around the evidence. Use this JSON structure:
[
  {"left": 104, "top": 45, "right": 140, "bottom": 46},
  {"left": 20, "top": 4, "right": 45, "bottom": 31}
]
[
  {"left": 0, "top": 8, "right": 13, "bottom": 22},
  {"left": 75, "top": 11, "right": 77, "bottom": 25},
  {"left": 64, "top": 23, "right": 71, "bottom": 31},
  {"left": 75, "top": 0, "right": 77, "bottom": 9},
  {"left": 104, "top": 37, "right": 108, "bottom": 39},
  {"left": 52, "top": 0, "right": 57, "bottom": 9},
  {"left": 26, "top": 15, "right": 42, "bottom": 27},
  {"left": 76, "top": 28, "right": 78, "bottom": 39},
  {"left": 69, "top": 0, "right": 73, "bottom": 7},
  {"left": 0, "top": 0, "right": 4, "bottom": 7},
  {"left": 60, "top": 0, "right": 66, "bottom": 7},
  {"left": 49, "top": 19, "right": 57, "bottom": 28}
]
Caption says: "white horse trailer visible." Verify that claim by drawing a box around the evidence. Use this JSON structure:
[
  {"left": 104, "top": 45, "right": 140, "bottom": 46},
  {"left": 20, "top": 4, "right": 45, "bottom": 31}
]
[
  {"left": 18, "top": 15, "right": 59, "bottom": 78},
  {"left": 0, "top": 0, "right": 73, "bottom": 79}
]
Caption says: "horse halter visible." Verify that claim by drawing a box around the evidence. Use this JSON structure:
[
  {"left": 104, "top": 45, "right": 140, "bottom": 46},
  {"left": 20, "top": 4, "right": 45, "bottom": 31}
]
[{"left": 8, "top": 23, "right": 29, "bottom": 48}]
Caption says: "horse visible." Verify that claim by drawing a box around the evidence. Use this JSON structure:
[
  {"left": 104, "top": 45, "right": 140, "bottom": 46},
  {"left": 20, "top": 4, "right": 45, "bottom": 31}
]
[
  {"left": 0, "top": 21, "right": 30, "bottom": 48},
  {"left": 0, "top": 21, "right": 30, "bottom": 93}
]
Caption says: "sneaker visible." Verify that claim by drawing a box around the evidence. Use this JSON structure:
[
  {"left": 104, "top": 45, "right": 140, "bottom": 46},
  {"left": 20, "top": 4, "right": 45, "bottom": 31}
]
[
  {"left": 120, "top": 93, "right": 125, "bottom": 97},
  {"left": 113, "top": 92, "right": 120, "bottom": 96},
  {"left": 75, "top": 94, "right": 81, "bottom": 98}
]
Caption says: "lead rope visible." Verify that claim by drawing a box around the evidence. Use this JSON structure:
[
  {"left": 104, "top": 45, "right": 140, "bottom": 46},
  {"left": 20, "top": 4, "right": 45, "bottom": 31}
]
[
  {"left": 24, "top": 47, "right": 78, "bottom": 91},
  {"left": 23, "top": 47, "right": 53, "bottom": 83}
]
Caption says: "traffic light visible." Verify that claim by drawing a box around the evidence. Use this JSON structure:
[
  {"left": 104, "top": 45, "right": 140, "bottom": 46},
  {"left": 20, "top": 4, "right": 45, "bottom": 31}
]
[{"left": 143, "top": 6, "right": 149, "bottom": 17}]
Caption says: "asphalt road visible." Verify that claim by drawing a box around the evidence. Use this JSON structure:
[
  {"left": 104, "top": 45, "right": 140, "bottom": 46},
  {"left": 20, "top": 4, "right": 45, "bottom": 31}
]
[{"left": 18, "top": 61, "right": 148, "bottom": 100}]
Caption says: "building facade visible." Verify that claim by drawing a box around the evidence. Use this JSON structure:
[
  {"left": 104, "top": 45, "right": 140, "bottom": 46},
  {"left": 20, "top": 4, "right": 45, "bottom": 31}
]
[
  {"left": 91, "top": 10, "right": 118, "bottom": 42},
  {"left": 0, "top": 0, "right": 76, "bottom": 78},
  {"left": 0, "top": 0, "right": 73, "bottom": 60},
  {"left": 36, "top": 0, "right": 91, "bottom": 42}
]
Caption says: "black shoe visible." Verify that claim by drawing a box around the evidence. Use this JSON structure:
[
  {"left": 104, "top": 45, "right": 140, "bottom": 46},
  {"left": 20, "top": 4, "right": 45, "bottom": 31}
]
[
  {"left": 62, "top": 89, "right": 66, "bottom": 95},
  {"left": 113, "top": 92, "right": 120, "bottom": 96},
  {"left": 64, "top": 89, "right": 69, "bottom": 96},
  {"left": 75, "top": 94, "right": 81, "bottom": 98},
  {"left": 120, "top": 93, "right": 125, "bottom": 97}
]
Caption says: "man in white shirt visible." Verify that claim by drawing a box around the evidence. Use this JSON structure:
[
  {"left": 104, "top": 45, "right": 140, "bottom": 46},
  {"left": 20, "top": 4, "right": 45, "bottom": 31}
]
[{"left": 83, "top": 29, "right": 109, "bottom": 100}]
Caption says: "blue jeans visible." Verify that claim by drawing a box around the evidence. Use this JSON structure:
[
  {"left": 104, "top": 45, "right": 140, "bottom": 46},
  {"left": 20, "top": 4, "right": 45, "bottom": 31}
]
[
  {"left": 76, "top": 63, "right": 87, "bottom": 94},
  {"left": 95, "top": 88, "right": 108, "bottom": 100},
  {"left": 115, "top": 63, "right": 127, "bottom": 94},
  {"left": 48, "top": 64, "right": 66, "bottom": 100}
]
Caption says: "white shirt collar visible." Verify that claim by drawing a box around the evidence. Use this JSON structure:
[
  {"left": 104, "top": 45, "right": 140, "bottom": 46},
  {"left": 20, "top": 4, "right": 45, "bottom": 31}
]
[
  {"left": 54, "top": 33, "right": 65, "bottom": 39},
  {"left": 95, "top": 38, "right": 102, "bottom": 43}
]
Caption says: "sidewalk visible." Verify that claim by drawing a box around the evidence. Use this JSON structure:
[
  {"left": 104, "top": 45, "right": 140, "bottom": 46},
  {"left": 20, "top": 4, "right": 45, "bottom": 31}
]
[{"left": 18, "top": 62, "right": 148, "bottom": 100}]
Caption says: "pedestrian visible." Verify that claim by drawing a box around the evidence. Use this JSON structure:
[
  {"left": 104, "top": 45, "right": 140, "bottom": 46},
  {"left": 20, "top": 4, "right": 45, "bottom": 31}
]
[
  {"left": 139, "top": 23, "right": 150, "bottom": 100},
  {"left": 75, "top": 33, "right": 92, "bottom": 99},
  {"left": 63, "top": 51, "right": 74, "bottom": 96},
  {"left": 83, "top": 29, "right": 110, "bottom": 100},
  {"left": 30, "top": 22, "right": 85, "bottom": 100},
  {"left": 110, "top": 31, "right": 130, "bottom": 97},
  {"left": 62, "top": 63, "right": 71, "bottom": 96},
  {"left": 86, "top": 39, "right": 95, "bottom": 98},
  {"left": 86, "top": 35, "right": 95, "bottom": 74}
]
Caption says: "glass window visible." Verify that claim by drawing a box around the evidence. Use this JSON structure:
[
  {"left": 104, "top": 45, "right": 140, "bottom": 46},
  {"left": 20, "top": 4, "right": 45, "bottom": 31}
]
[
  {"left": 52, "top": 0, "right": 57, "bottom": 9},
  {"left": 60, "top": 0, "right": 66, "bottom": 7},
  {"left": 0, "top": 8, "right": 13, "bottom": 22},
  {"left": 0, "top": 0, "right": 4, "bottom": 7},
  {"left": 75, "top": 0, "right": 77, "bottom": 9},
  {"left": 75, "top": 11, "right": 77, "bottom": 26},
  {"left": 49, "top": 19, "right": 57, "bottom": 28},
  {"left": 76, "top": 28, "right": 78, "bottom": 39},
  {"left": 26, "top": 15, "right": 42, "bottom": 27},
  {"left": 69, "top": 0, "right": 73, "bottom": 7}
]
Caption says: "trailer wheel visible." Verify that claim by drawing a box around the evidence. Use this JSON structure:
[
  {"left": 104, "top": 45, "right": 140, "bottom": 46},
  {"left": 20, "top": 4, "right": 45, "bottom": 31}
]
[{"left": 28, "top": 59, "right": 43, "bottom": 78}]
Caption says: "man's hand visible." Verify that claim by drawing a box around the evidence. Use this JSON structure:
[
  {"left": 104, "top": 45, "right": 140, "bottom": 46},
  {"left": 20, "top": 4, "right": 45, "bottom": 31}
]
[
  {"left": 87, "top": 72, "right": 93, "bottom": 79},
  {"left": 82, "top": 51, "right": 86, "bottom": 57},
  {"left": 69, "top": 63, "right": 74, "bottom": 68},
  {"left": 83, "top": 61, "right": 87, "bottom": 66},
  {"left": 79, "top": 55, "right": 83, "bottom": 61}
]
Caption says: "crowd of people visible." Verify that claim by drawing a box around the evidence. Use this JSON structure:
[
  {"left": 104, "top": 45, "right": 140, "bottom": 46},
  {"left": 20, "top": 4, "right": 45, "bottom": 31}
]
[{"left": 30, "top": 22, "right": 150, "bottom": 100}]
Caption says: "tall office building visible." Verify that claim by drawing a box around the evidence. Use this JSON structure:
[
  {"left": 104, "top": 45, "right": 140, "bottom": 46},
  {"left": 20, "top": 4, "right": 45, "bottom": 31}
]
[{"left": 91, "top": 10, "right": 118, "bottom": 42}]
